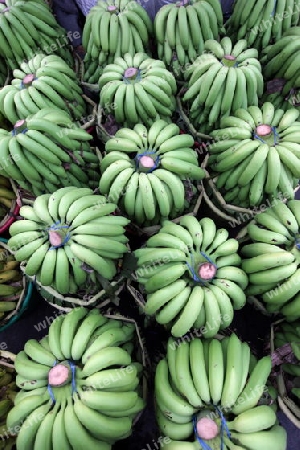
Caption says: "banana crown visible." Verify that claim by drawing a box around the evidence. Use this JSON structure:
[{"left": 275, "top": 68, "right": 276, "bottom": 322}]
[
  {"left": 98, "top": 52, "right": 177, "bottom": 127},
  {"left": 181, "top": 37, "right": 263, "bottom": 135}
]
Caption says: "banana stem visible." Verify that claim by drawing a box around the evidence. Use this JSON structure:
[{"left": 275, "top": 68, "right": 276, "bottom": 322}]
[
  {"left": 22, "top": 74, "right": 35, "bottom": 87},
  {"left": 48, "top": 229, "right": 69, "bottom": 247},
  {"left": 223, "top": 436, "right": 235, "bottom": 449},
  {"left": 256, "top": 124, "right": 272, "bottom": 136},
  {"left": 124, "top": 68, "right": 138, "bottom": 80},
  {"left": 48, "top": 230, "right": 63, "bottom": 247},
  {"left": 107, "top": 5, "right": 117, "bottom": 12},
  {"left": 48, "top": 362, "right": 71, "bottom": 387},
  {"left": 196, "top": 417, "right": 219, "bottom": 440},
  {"left": 13, "top": 119, "right": 27, "bottom": 134},
  {"left": 221, "top": 56, "right": 237, "bottom": 67},
  {"left": 75, "top": 367, "right": 85, "bottom": 380},
  {"left": 198, "top": 262, "right": 217, "bottom": 281},
  {"left": 138, "top": 155, "right": 156, "bottom": 171}
]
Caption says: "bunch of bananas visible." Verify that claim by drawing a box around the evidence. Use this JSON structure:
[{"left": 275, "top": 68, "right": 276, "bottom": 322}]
[
  {"left": 240, "top": 200, "right": 300, "bottom": 319},
  {"left": 182, "top": 38, "right": 263, "bottom": 134},
  {"left": 99, "top": 121, "right": 204, "bottom": 226},
  {"left": 7, "top": 307, "right": 145, "bottom": 449},
  {"left": 0, "top": 177, "right": 16, "bottom": 224},
  {"left": 7, "top": 187, "right": 130, "bottom": 295},
  {"left": 134, "top": 216, "right": 247, "bottom": 337},
  {"left": 0, "top": 243, "right": 23, "bottom": 322},
  {"left": 0, "top": 0, "right": 73, "bottom": 68},
  {"left": 99, "top": 53, "right": 177, "bottom": 127},
  {"left": 261, "top": 29, "right": 300, "bottom": 99},
  {"left": 208, "top": 104, "right": 300, "bottom": 207},
  {"left": 0, "top": 108, "right": 99, "bottom": 197},
  {"left": 0, "top": 365, "right": 17, "bottom": 450},
  {"left": 154, "top": 0, "right": 224, "bottom": 79},
  {"left": 226, "top": 0, "right": 300, "bottom": 51},
  {"left": 154, "top": 334, "right": 287, "bottom": 450},
  {"left": 83, "top": 0, "right": 152, "bottom": 82},
  {"left": 0, "top": 53, "right": 86, "bottom": 122}
]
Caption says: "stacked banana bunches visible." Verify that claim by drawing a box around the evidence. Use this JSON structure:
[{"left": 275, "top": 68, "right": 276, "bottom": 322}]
[
  {"left": 260, "top": 27, "right": 300, "bottom": 116},
  {"left": 226, "top": 0, "right": 300, "bottom": 51},
  {"left": 0, "top": 361, "right": 17, "bottom": 449},
  {"left": 0, "top": 176, "right": 18, "bottom": 232},
  {"left": 0, "top": 0, "right": 73, "bottom": 68},
  {"left": 154, "top": 0, "right": 225, "bottom": 80},
  {"left": 181, "top": 38, "right": 264, "bottom": 135},
  {"left": 83, "top": 0, "right": 153, "bottom": 84},
  {"left": 98, "top": 53, "right": 177, "bottom": 131},
  {"left": 240, "top": 199, "right": 300, "bottom": 320},
  {"left": 274, "top": 320, "right": 300, "bottom": 389}
]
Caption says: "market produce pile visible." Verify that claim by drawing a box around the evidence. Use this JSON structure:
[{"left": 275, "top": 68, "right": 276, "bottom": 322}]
[{"left": 0, "top": 0, "right": 299, "bottom": 449}]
